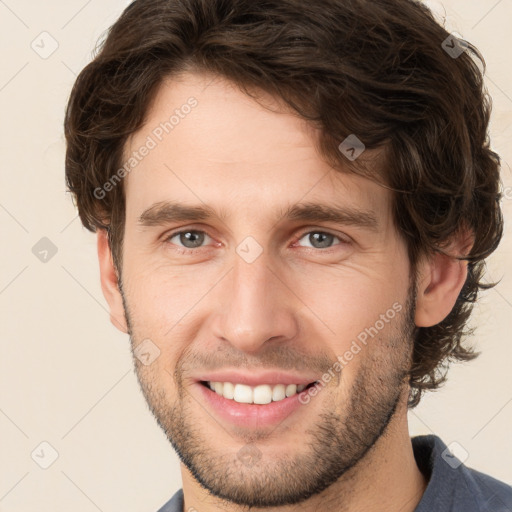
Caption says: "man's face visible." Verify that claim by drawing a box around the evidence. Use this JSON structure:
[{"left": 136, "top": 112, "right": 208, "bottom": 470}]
[{"left": 118, "top": 72, "right": 416, "bottom": 507}]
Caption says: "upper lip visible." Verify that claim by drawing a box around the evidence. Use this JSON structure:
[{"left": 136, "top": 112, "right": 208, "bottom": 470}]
[{"left": 193, "top": 370, "right": 320, "bottom": 387}]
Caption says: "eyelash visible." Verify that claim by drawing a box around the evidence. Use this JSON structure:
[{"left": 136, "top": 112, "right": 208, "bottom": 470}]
[{"left": 163, "top": 228, "right": 350, "bottom": 255}]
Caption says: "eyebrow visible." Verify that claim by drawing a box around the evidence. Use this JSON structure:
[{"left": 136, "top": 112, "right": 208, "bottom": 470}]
[
  {"left": 283, "top": 202, "right": 379, "bottom": 231},
  {"left": 138, "top": 201, "right": 379, "bottom": 231},
  {"left": 138, "top": 202, "right": 226, "bottom": 226}
]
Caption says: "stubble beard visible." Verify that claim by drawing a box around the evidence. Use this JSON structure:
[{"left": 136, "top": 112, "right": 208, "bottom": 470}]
[{"left": 122, "top": 282, "right": 416, "bottom": 508}]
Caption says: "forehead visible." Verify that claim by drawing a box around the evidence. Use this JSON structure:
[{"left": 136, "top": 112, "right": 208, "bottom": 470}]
[{"left": 123, "top": 71, "right": 391, "bottom": 223}]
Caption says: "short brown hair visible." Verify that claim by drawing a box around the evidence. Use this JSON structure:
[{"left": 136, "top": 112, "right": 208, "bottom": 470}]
[{"left": 64, "top": 0, "right": 503, "bottom": 407}]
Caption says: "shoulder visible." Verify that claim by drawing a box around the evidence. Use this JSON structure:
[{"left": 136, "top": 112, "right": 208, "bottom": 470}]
[
  {"left": 156, "top": 488, "right": 184, "bottom": 512},
  {"left": 460, "top": 466, "right": 512, "bottom": 511},
  {"left": 413, "top": 435, "right": 512, "bottom": 512}
]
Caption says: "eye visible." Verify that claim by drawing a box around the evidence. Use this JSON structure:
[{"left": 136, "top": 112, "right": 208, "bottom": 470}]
[
  {"left": 165, "top": 230, "right": 213, "bottom": 250},
  {"left": 295, "top": 230, "right": 347, "bottom": 250},
  {"left": 163, "top": 228, "right": 349, "bottom": 254}
]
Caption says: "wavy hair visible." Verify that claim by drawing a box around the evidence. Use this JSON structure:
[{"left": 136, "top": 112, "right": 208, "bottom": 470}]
[{"left": 64, "top": 0, "right": 503, "bottom": 407}]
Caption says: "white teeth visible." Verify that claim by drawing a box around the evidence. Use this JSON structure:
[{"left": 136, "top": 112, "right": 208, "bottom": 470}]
[
  {"left": 233, "top": 384, "right": 253, "bottom": 403},
  {"left": 206, "top": 381, "right": 311, "bottom": 404},
  {"left": 285, "top": 384, "right": 297, "bottom": 397},
  {"left": 223, "top": 381, "right": 235, "bottom": 399},
  {"left": 214, "top": 382, "right": 224, "bottom": 395},
  {"left": 253, "top": 385, "right": 272, "bottom": 405},
  {"left": 272, "top": 384, "right": 286, "bottom": 401}
]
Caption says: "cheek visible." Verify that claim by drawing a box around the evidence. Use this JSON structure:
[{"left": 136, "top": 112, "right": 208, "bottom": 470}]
[
  {"left": 298, "top": 266, "right": 411, "bottom": 392},
  {"left": 123, "top": 258, "right": 197, "bottom": 317},
  {"left": 301, "top": 266, "right": 408, "bottom": 342},
  {"left": 121, "top": 260, "right": 221, "bottom": 362}
]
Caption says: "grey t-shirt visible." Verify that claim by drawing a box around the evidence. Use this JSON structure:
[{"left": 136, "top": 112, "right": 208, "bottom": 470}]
[{"left": 156, "top": 435, "right": 512, "bottom": 512}]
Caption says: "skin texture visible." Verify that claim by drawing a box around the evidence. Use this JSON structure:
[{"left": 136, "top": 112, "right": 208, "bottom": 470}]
[{"left": 98, "top": 71, "right": 469, "bottom": 512}]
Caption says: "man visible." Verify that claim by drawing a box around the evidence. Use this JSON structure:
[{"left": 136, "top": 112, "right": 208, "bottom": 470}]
[{"left": 64, "top": 0, "right": 511, "bottom": 510}]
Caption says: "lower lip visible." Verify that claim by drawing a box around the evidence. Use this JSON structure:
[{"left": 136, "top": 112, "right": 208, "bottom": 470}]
[{"left": 195, "top": 382, "right": 311, "bottom": 428}]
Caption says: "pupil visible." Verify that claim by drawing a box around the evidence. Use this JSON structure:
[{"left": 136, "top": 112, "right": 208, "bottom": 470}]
[
  {"left": 311, "top": 232, "right": 332, "bottom": 248},
  {"left": 182, "top": 231, "right": 203, "bottom": 248}
]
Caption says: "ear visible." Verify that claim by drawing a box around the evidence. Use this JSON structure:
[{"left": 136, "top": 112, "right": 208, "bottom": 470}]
[
  {"left": 97, "top": 229, "right": 129, "bottom": 333},
  {"left": 414, "top": 232, "right": 473, "bottom": 328}
]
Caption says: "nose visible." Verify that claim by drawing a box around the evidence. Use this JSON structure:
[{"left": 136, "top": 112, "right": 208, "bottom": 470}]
[{"left": 213, "top": 250, "right": 299, "bottom": 353}]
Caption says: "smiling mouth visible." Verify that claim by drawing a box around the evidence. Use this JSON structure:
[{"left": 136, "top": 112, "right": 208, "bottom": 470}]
[{"left": 200, "top": 380, "right": 319, "bottom": 404}]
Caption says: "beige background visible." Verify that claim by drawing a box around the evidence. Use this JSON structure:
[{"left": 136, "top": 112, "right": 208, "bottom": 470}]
[{"left": 0, "top": 0, "right": 511, "bottom": 510}]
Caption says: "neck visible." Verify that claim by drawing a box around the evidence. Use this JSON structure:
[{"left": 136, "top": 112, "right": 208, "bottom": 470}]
[{"left": 180, "top": 398, "right": 427, "bottom": 512}]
